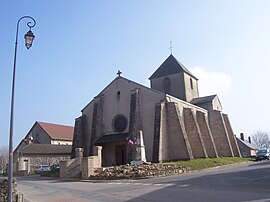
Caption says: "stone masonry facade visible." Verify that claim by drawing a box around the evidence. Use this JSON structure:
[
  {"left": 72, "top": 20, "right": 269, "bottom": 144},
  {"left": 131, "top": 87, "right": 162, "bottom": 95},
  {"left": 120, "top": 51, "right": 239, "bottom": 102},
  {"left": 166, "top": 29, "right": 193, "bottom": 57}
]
[
  {"left": 70, "top": 54, "right": 241, "bottom": 170},
  {"left": 153, "top": 99, "right": 241, "bottom": 162}
]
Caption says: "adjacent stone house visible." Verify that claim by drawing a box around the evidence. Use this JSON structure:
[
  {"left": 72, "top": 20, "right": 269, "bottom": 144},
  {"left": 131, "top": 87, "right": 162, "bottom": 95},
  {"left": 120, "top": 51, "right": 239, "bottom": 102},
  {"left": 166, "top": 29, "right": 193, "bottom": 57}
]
[
  {"left": 14, "top": 121, "right": 74, "bottom": 174},
  {"left": 237, "top": 133, "right": 258, "bottom": 157},
  {"left": 17, "top": 144, "right": 72, "bottom": 173},
  {"left": 71, "top": 54, "right": 241, "bottom": 167}
]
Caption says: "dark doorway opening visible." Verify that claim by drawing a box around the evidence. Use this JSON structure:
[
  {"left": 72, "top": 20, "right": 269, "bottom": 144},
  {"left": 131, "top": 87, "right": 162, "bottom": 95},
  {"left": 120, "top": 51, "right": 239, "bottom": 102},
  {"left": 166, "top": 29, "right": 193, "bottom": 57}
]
[{"left": 115, "top": 144, "right": 127, "bottom": 165}]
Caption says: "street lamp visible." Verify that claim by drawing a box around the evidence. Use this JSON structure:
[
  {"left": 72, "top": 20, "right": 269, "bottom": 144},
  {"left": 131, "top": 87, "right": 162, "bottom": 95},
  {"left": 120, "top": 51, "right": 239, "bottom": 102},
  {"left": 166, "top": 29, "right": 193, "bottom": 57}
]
[{"left": 8, "top": 16, "right": 36, "bottom": 202}]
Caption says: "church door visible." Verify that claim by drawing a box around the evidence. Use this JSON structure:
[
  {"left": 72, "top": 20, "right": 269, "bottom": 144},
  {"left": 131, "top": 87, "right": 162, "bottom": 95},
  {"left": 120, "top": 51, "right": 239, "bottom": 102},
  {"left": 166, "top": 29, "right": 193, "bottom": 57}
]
[{"left": 115, "top": 144, "right": 127, "bottom": 165}]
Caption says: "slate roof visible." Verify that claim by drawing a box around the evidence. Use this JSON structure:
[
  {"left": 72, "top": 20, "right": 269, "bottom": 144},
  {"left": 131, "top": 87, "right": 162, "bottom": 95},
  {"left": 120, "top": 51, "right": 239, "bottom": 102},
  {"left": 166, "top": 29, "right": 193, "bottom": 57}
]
[
  {"left": 94, "top": 132, "right": 129, "bottom": 146},
  {"left": 237, "top": 138, "right": 259, "bottom": 150},
  {"left": 149, "top": 54, "right": 198, "bottom": 80},
  {"left": 190, "top": 95, "right": 217, "bottom": 105},
  {"left": 37, "top": 121, "right": 74, "bottom": 141},
  {"left": 19, "top": 144, "right": 72, "bottom": 155}
]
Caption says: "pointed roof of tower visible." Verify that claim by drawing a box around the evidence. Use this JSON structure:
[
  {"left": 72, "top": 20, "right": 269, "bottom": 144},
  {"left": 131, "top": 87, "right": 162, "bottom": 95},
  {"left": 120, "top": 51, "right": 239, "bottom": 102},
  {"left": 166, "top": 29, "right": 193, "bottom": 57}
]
[{"left": 149, "top": 54, "right": 198, "bottom": 80}]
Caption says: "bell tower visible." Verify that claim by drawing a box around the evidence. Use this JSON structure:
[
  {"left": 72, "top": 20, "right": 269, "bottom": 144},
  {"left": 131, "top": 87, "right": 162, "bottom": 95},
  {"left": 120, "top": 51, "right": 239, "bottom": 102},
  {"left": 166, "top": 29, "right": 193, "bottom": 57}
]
[{"left": 149, "top": 54, "right": 199, "bottom": 102}]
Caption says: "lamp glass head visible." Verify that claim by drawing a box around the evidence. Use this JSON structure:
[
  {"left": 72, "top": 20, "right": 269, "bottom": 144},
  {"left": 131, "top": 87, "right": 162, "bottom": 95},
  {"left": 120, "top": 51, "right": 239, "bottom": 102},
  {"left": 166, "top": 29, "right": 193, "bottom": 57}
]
[{"left": 24, "top": 30, "right": 35, "bottom": 49}]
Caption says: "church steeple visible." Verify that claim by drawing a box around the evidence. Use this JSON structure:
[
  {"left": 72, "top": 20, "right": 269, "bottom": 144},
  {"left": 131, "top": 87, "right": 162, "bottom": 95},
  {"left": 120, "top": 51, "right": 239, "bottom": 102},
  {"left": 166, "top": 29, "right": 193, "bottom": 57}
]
[
  {"left": 149, "top": 54, "right": 197, "bottom": 80},
  {"left": 149, "top": 55, "right": 199, "bottom": 102}
]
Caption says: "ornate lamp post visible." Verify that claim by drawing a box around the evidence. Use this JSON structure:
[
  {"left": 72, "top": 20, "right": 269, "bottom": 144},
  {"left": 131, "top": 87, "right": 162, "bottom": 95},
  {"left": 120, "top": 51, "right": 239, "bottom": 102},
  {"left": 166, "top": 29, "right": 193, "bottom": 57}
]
[{"left": 8, "top": 16, "right": 36, "bottom": 202}]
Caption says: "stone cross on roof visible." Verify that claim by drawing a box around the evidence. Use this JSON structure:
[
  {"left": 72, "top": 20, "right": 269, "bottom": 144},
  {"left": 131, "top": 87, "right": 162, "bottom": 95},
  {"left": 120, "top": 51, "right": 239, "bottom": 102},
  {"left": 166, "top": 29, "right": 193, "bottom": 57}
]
[{"left": 117, "top": 70, "right": 122, "bottom": 77}]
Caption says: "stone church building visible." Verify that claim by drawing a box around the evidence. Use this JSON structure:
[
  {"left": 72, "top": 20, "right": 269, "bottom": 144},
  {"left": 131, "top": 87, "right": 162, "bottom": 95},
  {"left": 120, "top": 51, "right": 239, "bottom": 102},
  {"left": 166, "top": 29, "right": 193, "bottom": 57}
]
[{"left": 71, "top": 54, "right": 241, "bottom": 167}]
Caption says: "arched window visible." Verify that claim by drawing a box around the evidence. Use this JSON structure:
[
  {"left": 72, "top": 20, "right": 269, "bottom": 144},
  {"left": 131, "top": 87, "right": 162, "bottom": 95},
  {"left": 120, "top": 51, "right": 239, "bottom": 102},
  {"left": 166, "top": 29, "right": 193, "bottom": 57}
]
[{"left": 163, "top": 77, "right": 171, "bottom": 94}]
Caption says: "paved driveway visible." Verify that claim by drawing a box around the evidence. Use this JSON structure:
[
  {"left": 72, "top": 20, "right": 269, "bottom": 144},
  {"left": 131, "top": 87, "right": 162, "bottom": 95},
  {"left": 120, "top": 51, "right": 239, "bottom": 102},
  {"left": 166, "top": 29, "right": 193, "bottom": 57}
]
[{"left": 16, "top": 160, "right": 270, "bottom": 202}]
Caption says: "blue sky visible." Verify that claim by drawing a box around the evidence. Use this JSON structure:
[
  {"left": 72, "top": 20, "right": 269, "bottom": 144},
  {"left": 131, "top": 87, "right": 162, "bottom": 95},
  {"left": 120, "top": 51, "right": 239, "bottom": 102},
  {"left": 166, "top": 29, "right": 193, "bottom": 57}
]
[{"left": 1, "top": 1, "right": 270, "bottom": 148}]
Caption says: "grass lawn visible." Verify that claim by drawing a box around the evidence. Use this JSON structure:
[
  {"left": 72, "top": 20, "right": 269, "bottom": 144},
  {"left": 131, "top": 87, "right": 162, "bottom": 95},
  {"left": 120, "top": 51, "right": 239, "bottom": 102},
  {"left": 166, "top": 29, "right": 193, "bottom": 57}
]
[{"left": 162, "top": 157, "right": 254, "bottom": 171}]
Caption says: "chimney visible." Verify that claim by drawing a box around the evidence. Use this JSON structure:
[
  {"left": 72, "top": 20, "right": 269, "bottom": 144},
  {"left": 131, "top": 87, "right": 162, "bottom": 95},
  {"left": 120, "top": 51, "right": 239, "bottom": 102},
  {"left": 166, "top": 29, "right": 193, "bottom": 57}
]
[
  {"left": 248, "top": 136, "right": 251, "bottom": 143},
  {"left": 240, "top": 133, "right": 244, "bottom": 141}
]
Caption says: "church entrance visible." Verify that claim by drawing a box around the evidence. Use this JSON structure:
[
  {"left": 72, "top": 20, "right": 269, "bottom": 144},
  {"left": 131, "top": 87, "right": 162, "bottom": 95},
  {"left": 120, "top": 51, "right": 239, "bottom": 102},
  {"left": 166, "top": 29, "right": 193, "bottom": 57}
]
[{"left": 115, "top": 144, "right": 127, "bottom": 165}]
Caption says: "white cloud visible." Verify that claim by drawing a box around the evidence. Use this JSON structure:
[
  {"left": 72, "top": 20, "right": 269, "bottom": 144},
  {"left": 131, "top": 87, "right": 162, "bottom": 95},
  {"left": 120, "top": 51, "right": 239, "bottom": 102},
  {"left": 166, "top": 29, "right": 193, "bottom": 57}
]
[{"left": 189, "top": 66, "right": 232, "bottom": 97}]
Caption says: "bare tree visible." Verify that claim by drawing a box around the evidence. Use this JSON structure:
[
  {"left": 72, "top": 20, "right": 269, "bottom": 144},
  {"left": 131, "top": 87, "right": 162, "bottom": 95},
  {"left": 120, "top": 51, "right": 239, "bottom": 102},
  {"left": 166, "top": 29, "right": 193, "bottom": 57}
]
[
  {"left": 0, "top": 146, "right": 8, "bottom": 174},
  {"left": 252, "top": 131, "right": 270, "bottom": 149}
]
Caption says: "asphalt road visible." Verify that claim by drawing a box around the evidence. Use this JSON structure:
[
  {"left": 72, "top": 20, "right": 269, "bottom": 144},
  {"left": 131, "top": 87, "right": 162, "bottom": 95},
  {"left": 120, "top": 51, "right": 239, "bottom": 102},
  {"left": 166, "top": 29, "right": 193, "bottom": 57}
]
[{"left": 15, "top": 160, "right": 270, "bottom": 202}]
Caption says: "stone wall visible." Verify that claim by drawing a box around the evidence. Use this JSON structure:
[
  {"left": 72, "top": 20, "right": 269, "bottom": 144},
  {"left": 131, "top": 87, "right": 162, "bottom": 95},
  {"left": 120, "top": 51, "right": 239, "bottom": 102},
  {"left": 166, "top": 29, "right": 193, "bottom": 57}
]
[
  {"left": 0, "top": 179, "right": 23, "bottom": 202},
  {"left": 60, "top": 158, "right": 80, "bottom": 178},
  {"left": 155, "top": 102, "right": 236, "bottom": 161},
  {"left": 89, "top": 163, "right": 190, "bottom": 180},
  {"left": 150, "top": 73, "right": 187, "bottom": 101},
  {"left": 183, "top": 73, "right": 199, "bottom": 102},
  {"left": 26, "top": 155, "right": 70, "bottom": 174},
  {"left": 60, "top": 148, "right": 84, "bottom": 178},
  {"left": 81, "top": 156, "right": 101, "bottom": 179},
  {"left": 81, "top": 148, "right": 102, "bottom": 180},
  {"left": 61, "top": 147, "right": 102, "bottom": 179}
]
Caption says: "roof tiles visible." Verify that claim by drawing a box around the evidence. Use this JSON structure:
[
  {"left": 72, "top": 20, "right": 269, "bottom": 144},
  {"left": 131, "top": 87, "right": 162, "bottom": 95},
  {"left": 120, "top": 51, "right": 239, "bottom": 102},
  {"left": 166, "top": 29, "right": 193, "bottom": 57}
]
[
  {"left": 20, "top": 144, "right": 72, "bottom": 155},
  {"left": 37, "top": 121, "right": 74, "bottom": 141}
]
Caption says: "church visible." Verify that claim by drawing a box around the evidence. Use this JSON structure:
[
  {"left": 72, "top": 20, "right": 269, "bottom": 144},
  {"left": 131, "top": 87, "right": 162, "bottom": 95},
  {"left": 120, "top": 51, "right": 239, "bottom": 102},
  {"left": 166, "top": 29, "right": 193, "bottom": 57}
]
[{"left": 71, "top": 54, "right": 241, "bottom": 167}]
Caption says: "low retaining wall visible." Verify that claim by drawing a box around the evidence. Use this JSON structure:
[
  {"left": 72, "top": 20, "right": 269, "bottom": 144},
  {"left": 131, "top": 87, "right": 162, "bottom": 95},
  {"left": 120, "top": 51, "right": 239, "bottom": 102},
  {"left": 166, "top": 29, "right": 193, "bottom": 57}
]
[
  {"left": 60, "top": 147, "right": 102, "bottom": 179},
  {"left": 0, "top": 179, "right": 23, "bottom": 202}
]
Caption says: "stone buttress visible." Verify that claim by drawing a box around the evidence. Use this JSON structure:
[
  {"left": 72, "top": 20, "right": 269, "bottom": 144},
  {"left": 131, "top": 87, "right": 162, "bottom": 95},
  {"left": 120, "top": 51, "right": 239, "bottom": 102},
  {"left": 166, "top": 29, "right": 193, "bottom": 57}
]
[
  {"left": 222, "top": 114, "right": 241, "bottom": 157},
  {"left": 209, "top": 110, "right": 234, "bottom": 157},
  {"left": 128, "top": 89, "right": 143, "bottom": 162},
  {"left": 152, "top": 101, "right": 194, "bottom": 162},
  {"left": 183, "top": 108, "right": 208, "bottom": 158},
  {"left": 196, "top": 111, "right": 218, "bottom": 158},
  {"left": 89, "top": 95, "right": 104, "bottom": 156},
  {"left": 71, "top": 95, "right": 105, "bottom": 158},
  {"left": 71, "top": 115, "right": 86, "bottom": 158},
  {"left": 152, "top": 103, "right": 162, "bottom": 162}
]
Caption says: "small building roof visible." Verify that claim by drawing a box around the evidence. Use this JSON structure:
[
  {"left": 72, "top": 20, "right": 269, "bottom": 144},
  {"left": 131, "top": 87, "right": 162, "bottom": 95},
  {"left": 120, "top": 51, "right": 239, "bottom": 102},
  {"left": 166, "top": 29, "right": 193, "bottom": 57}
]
[
  {"left": 149, "top": 54, "right": 198, "bottom": 80},
  {"left": 37, "top": 121, "right": 74, "bottom": 141},
  {"left": 236, "top": 138, "right": 259, "bottom": 150},
  {"left": 191, "top": 95, "right": 217, "bottom": 105},
  {"left": 19, "top": 144, "right": 72, "bottom": 155},
  {"left": 94, "top": 132, "right": 129, "bottom": 146}
]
